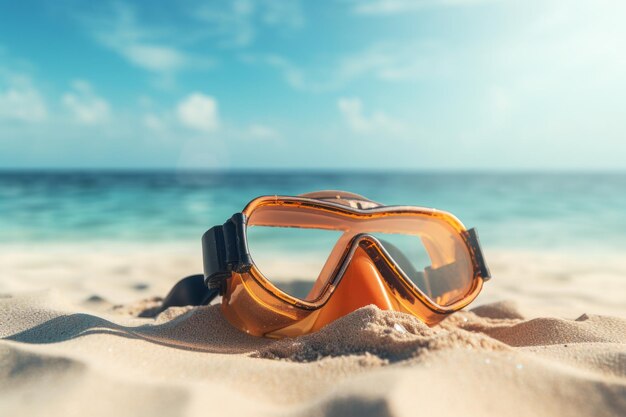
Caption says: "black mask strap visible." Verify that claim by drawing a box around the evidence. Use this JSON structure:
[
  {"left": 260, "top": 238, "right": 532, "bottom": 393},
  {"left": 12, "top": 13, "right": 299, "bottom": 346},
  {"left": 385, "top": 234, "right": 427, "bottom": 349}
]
[{"left": 157, "top": 274, "right": 220, "bottom": 314}]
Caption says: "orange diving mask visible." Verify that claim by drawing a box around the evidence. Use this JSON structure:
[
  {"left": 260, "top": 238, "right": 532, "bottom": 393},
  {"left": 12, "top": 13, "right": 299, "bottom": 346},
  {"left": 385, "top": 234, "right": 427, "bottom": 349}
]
[{"left": 161, "top": 191, "right": 491, "bottom": 338}]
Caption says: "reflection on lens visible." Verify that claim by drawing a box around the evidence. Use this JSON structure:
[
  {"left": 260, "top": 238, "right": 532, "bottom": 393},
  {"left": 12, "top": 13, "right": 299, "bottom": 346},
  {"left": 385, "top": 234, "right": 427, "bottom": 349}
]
[
  {"left": 372, "top": 233, "right": 472, "bottom": 306},
  {"left": 246, "top": 225, "right": 342, "bottom": 300},
  {"left": 372, "top": 233, "right": 431, "bottom": 290}
]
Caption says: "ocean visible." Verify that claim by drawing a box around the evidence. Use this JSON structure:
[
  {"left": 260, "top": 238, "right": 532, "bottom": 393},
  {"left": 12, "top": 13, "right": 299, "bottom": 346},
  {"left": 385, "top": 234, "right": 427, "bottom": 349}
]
[{"left": 1, "top": 171, "right": 625, "bottom": 253}]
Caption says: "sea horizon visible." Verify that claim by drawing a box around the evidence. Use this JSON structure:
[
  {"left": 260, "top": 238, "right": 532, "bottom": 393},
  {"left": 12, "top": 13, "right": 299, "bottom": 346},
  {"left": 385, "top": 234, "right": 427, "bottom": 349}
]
[
  {"left": 1, "top": 167, "right": 625, "bottom": 174},
  {"left": 1, "top": 170, "right": 624, "bottom": 253}
]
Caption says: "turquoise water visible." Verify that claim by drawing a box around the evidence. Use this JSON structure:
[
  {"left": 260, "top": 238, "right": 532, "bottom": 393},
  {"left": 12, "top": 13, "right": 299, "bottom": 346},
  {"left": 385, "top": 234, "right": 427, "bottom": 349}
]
[{"left": 0, "top": 171, "right": 625, "bottom": 251}]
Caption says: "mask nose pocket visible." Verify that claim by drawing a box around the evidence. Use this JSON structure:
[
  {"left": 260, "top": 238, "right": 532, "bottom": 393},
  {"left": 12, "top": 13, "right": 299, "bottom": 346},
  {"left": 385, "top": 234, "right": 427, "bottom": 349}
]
[{"left": 311, "top": 246, "right": 397, "bottom": 331}]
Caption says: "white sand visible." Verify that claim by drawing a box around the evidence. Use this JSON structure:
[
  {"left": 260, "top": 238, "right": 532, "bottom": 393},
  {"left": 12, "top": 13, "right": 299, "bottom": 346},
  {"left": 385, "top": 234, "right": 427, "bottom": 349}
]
[{"left": 1, "top": 243, "right": 625, "bottom": 416}]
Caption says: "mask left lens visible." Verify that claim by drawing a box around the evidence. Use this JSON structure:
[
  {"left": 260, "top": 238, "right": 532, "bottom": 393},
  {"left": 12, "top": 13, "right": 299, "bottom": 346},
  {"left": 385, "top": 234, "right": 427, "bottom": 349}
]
[
  {"left": 246, "top": 225, "right": 343, "bottom": 300},
  {"left": 247, "top": 203, "right": 354, "bottom": 301}
]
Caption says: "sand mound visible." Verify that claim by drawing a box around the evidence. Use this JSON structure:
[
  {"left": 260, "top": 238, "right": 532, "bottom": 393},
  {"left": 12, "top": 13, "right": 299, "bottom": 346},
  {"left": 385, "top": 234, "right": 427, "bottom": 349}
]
[
  {"left": 449, "top": 308, "right": 626, "bottom": 347},
  {"left": 254, "top": 305, "right": 508, "bottom": 362}
]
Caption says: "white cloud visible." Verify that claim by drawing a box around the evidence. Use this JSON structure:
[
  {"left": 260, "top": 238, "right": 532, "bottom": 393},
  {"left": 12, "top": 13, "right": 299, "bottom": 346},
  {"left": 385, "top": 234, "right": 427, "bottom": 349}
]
[
  {"left": 193, "top": 0, "right": 304, "bottom": 48},
  {"left": 143, "top": 113, "right": 167, "bottom": 132},
  {"left": 121, "top": 44, "right": 188, "bottom": 73},
  {"left": 256, "top": 0, "right": 626, "bottom": 98},
  {"left": 245, "top": 42, "right": 445, "bottom": 92},
  {"left": 82, "top": 4, "right": 210, "bottom": 76},
  {"left": 244, "top": 53, "right": 352, "bottom": 92},
  {"left": 145, "top": 100, "right": 277, "bottom": 141},
  {"left": 351, "top": 0, "right": 500, "bottom": 15},
  {"left": 246, "top": 54, "right": 308, "bottom": 89},
  {"left": 337, "top": 97, "right": 406, "bottom": 135},
  {"left": 246, "top": 124, "right": 279, "bottom": 139},
  {"left": 176, "top": 93, "right": 219, "bottom": 133},
  {"left": 62, "top": 80, "right": 110, "bottom": 125},
  {"left": 0, "top": 75, "right": 48, "bottom": 123},
  {"left": 79, "top": 1, "right": 302, "bottom": 77}
]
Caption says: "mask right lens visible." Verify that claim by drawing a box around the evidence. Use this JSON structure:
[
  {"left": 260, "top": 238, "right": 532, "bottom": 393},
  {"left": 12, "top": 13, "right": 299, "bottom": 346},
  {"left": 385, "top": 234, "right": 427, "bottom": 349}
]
[
  {"left": 356, "top": 214, "right": 475, "bottom": 307},
  {"left": 369, "top": 231, "right": 473, "bottom": 306}
]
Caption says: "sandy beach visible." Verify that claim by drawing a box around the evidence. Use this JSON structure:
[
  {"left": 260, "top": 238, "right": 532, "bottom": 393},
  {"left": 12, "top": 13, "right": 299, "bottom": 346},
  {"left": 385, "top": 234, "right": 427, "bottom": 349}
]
[
  {"left": 3, "top": 0, "right": 626, "bottom": 414},
  {"left": 1, "top": 243, "right": 625, "bottom": 417}
]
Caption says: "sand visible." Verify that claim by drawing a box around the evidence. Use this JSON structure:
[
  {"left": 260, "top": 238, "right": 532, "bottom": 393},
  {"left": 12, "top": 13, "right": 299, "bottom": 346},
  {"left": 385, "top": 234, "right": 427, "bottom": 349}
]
[{"left": 1, "top": 243, "right": 625, "bottom": 416}]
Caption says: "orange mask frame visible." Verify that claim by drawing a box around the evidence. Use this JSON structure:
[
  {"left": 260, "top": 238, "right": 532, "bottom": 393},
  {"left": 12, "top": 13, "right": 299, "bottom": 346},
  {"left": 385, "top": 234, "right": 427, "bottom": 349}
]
[{"left": 194, "top": 191, "right": 491, "bottom": 338}]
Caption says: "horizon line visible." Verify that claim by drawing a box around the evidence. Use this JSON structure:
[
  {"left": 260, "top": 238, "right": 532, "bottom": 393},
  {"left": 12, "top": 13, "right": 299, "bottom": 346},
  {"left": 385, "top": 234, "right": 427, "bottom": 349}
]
[{"left": 0, "top": 167, "right": 625, "bottom": 175}]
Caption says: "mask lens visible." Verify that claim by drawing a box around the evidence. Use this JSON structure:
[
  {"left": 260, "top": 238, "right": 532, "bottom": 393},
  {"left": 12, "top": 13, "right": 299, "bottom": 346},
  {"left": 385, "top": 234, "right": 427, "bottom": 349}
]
[
  {"left": 246, "top": 225, "right": 343, "bottom": 300},
  {"left": 342, "top": 212, "right": 474, "bottom": 307},
  {"left": 247, "top": 202, "right": 475, "bottom": 307},
  {"left": 371, "top": 233, "right": 431, "bottom": 279},
  {"left": 370, "top": 231, "right": 473, "bottom": 306}
]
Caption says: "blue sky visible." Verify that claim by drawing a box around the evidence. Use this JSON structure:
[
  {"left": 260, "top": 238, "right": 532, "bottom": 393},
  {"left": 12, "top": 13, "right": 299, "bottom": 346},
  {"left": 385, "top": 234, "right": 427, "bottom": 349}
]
[{"left": 0, "top": 0, "right": 624, "bottom": 170}]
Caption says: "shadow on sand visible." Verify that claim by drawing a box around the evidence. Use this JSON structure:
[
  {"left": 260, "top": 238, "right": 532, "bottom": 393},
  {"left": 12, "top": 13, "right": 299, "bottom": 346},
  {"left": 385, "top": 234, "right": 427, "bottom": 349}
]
[{"left": 4, "top": 304, "right": 272, "bottom": 354}]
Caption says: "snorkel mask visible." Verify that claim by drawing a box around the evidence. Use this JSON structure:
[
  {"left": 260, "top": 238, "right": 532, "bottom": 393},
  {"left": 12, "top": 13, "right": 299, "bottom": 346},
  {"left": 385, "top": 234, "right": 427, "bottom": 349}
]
[{"left": 162, "top": 191, "right": 491, "bottom": 338}]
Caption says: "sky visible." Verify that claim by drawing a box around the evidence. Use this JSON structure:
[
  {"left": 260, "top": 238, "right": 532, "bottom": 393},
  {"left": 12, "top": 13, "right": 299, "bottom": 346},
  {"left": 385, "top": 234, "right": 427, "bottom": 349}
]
[{"left": 0, "top": 0, "right": 625, "bottom": 170}]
